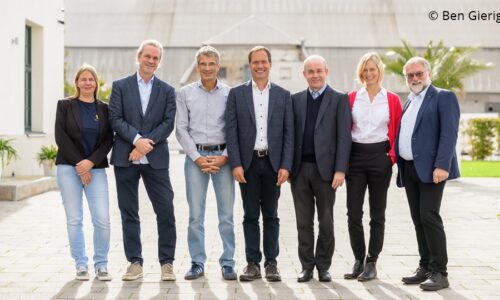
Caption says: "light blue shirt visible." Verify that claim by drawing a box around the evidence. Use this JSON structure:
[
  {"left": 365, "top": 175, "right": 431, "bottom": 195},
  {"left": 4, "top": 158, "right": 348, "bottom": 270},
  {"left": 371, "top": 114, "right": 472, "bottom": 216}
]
[
  {"left": 176, "top": 80, "right": 230, "bottom": 161},
  {"left": 398, "top": 85, "right": 431, "bottom": 160},
  {"left": 308, "top": 84, "right": 327, "bottom": 100},
  {"left": 132, "top": 72, "right": 155, "bottom": 164}
]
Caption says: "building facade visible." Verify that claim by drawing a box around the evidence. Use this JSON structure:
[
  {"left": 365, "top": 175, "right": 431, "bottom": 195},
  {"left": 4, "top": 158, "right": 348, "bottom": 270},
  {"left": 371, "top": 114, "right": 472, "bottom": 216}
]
[{"left": 0, "top": 0, "right": 64, "bottom": 176}]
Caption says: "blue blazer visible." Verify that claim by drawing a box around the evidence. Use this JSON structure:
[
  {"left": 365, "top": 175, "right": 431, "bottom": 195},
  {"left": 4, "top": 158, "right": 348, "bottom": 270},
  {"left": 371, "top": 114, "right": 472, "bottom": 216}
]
[
  {"left": 225, "top": 81, "right": 294, "bottom": 173},
  {"left": 108, "top": 73, "right": 176, "bottom": 169},
  {"left": 395, "top": 85, "right": 460, "bottom": 187},
  {"left": 291, "top": 86, "right": 352, "bottom": 182}
]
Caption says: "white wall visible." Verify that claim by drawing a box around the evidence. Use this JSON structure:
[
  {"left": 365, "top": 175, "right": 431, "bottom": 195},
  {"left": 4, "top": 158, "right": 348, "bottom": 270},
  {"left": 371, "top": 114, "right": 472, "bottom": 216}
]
[{"left": 0, "top": 0, "right": 64, "bottom": 176}]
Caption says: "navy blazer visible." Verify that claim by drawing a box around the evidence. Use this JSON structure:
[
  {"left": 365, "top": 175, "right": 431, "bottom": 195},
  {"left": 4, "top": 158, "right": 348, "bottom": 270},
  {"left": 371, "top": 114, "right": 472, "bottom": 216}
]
[
  {"left": 291, "top": 86, "right": 352, "bottom": 182},
  {"left": 55, "top": 98, "right": 113, "bottom": 168},
  {"left": 395, "top": 85, "right": 460, "bottom": 187},
  {"left": 225, "top": 81, "right": 294, "bottom": 173},
  {"left": 108, "top": 73, "right": 176, "bottom": 169}
]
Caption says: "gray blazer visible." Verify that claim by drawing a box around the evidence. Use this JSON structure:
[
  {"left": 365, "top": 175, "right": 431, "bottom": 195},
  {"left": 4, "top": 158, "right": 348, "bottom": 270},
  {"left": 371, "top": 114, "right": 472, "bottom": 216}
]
[
  {"left": 108, "top": 73, "right": 176, "bottom": 169},
  {"left": 225, "top": 81, "right": 294, "bottom": 173},
  {"left": 291, "top": 86, "right": 352, "bottom": 182}
]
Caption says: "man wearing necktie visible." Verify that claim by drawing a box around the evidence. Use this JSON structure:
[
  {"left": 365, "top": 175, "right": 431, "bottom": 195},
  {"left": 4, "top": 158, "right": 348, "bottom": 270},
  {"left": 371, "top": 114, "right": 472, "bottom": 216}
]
[
  {"left": 290, "top": 55, "right": 352, "bottom": 282},
  {"left": 395, "top": 57, "right": 460, "bottom": 291}
]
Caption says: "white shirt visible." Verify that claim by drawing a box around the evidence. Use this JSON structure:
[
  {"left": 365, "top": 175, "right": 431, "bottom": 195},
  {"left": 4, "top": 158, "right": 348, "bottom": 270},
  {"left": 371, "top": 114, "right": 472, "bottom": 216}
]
[
  {"left": 133, "top": 72, "right": 155, "bottom": 164},
  {"left": 398, "top": 85, "right": 431, "bottom": 160},
  {"left": 252, "top": 80, "right": 270, "bottom": 150},
  {"left": 351, "top": 87, "right": 390, "bottom": 143}
]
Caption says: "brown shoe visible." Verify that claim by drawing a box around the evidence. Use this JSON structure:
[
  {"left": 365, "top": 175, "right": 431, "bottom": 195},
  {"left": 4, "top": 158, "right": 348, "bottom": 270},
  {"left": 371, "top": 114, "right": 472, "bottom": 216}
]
[
  {"left": 122, "top": 262, "right": 143, "bottom": 281},
  {"left": 239, "top": 262, "right": 261, "bottom": 281},
  {"left": 161, "top": 263, "right": 176, "bottom": 281},
  {"left": 265, "top": 263, "right": 281, "bottom": 282}
]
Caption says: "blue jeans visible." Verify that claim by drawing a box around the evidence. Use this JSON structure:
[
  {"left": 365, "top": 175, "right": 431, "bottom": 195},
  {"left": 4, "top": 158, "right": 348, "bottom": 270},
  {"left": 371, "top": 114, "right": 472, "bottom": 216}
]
[
  {"left": 184, "top": 150, "right": 235, "bottom": 267},
  {"left": 57, "top": 165, "right": 110, "bottom": 269}
]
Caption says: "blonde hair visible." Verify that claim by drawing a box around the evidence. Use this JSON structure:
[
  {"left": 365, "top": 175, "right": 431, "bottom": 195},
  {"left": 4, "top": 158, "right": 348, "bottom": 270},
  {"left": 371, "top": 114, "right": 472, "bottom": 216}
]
[
  {"left": 356, "top": 52, "right": 385, "bottom": 85},
  {"left": 72, "top": 63, "right": 99, "bottom": 99}
]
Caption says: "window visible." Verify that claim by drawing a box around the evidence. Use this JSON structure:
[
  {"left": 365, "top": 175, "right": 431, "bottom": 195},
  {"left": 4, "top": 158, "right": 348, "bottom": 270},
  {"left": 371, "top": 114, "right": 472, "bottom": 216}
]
[
  {"left": 25, "top": 25, "right": 32, "bottom": 132},
  {"left": 218, "top": 67, "right": 227, "bottom": 79}
]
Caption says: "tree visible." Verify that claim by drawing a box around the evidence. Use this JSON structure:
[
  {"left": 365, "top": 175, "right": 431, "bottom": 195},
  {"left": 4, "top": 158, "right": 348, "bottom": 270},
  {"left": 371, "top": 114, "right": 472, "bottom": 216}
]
[{"left": 381, "top": 40, "right": 493, "bottom": 98}]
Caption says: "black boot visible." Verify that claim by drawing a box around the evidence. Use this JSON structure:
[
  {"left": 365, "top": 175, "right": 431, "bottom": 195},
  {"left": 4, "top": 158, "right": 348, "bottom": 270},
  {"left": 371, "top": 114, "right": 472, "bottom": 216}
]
[
  {"left": 357, "top": 261, "right": 377, "bottom": 281},
  {"left": 344, "top": 260, "right": 364, "bottom": 279}
]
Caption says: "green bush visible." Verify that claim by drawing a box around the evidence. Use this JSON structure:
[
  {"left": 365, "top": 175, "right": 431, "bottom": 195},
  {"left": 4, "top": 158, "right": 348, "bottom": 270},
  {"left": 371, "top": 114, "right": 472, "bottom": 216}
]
[
  {"left": 466, "top": 118, "right": 498, "bottom": 160},
  {"left": 497, "top": 120, "right": 500, "bottom": 153}
]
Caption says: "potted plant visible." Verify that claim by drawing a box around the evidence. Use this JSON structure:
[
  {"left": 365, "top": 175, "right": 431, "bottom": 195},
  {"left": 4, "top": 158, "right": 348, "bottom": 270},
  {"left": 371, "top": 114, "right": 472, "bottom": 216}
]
[
  {"left": 0, "top": 138, "right": 19, "bottom": 178},
  {"left": 36, "top": 145, "right": 58, "bottom": 176}
]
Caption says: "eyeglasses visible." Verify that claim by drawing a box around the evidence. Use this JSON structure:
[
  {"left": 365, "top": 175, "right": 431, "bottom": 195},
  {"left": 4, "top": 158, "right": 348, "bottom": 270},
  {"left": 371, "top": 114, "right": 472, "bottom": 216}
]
[{"left": 404, "top": 71, "right": 425, "bottom": 79}]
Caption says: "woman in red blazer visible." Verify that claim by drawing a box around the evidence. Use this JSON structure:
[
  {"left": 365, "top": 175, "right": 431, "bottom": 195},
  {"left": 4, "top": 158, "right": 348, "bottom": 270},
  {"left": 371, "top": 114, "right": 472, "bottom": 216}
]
[
  {"left": 344, "top": 52, "right": 402, "bottom": 281},
  {"left": 55, "top": 64, "right": 113, "bottom": 281}
]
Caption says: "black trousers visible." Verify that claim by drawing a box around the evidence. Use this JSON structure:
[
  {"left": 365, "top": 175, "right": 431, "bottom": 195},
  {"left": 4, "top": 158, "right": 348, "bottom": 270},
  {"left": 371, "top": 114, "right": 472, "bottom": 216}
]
[
  {"left": 239, "top": 154, "right": 280, "bottom": 266},
  {"left": 402, "top": 160, "right": 448, "bottom": 275},
  {"left": 291, "top": 162, "right": 335, "bottom": 271},
  {"left": 345, "top": 141, "right": 392, "bottom": 263},
  {"left": 114, "top": 165, "right": 176, "bottom": 265}
]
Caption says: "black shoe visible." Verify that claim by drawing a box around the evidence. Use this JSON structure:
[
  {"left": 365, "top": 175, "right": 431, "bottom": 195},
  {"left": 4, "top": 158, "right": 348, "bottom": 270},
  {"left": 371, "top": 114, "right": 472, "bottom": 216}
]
[
  {"left": 221, "top": 266, "right": 237, "bottom": 280},
  {"left": 344, "top": 260, "right": 364, "bottom": 279},
  {"left": 420, "top": 272, "right": 449, "bottom": 291},
  {"left": 239, "top": 262, "right": 261, "bottom": 281},
  {"left": 357, "top": 262, "right": 377, "bottom": 281},
  {"left": 318, "top": 270, "right": 332, "bottom": 282},
  {"left": 265, "top": 263, "right": 281, "bottom": 282},
  {"left": 184, "top": 263, "right": 204, "bottom": 280},
  {"left": 297, "top": 269, "right": 314, "bottom": 282},
  {"left": 402, "top": 267, "right": 430, "bottom": 284}
]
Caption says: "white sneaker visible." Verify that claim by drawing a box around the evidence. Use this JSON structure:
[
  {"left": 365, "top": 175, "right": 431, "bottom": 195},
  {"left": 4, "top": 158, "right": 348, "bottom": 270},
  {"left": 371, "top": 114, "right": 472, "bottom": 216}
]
[
  {"left": 96, "top": 266, "right": 112, "bottom": 281},
  {"left": 76, "top": 266, "right": 89, "bottom": 281}
]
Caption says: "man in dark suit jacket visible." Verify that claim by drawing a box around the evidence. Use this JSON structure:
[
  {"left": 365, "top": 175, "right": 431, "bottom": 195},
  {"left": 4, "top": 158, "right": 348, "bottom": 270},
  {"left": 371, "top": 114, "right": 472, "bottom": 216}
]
[
  {"left": 225, "top": 46, "right": 294, "bottom": 282},
  {"left": 396, "top": 57, "right": 460, "bottom": 291},
  {"left": 290, "top": 55, "right": 352, "bottom": 283},
  {"left": 108, "top": 40, "right": 177, "bottom": 282}
]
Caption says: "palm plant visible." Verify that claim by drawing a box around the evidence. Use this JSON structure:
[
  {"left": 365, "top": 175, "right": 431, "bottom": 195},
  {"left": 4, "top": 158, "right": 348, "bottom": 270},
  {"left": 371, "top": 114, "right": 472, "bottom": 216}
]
[
  {"left": 0, "top": 138, "right": 19, "bottom": 169},
  {"left": 381, "top": 40, "right": 493, "bottom": 98},
  {"left": 36, "top": 145, "right": 58, "bottom": 169}
]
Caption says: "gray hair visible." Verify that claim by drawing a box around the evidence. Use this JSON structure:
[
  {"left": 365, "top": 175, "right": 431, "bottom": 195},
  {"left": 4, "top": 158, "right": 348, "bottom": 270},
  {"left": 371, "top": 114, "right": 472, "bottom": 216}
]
[
  {"left": 303, "top": 55, "right": 327, "bottom": 69},
  {"left": 403, "top": 56, "right": 432, "bottom": 75},
  {"left": 136, "top": 39, "right": 164, "bottom": 62},
  {"left": 195, "top": 45, "right": 221, "bottom": 64}
]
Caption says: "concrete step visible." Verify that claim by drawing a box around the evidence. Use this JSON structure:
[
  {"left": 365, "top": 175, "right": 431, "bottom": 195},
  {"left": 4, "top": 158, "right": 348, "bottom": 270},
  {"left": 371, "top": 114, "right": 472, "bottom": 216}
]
[{"left": 0, "top": 176, "right": 58, "bottom": 201}]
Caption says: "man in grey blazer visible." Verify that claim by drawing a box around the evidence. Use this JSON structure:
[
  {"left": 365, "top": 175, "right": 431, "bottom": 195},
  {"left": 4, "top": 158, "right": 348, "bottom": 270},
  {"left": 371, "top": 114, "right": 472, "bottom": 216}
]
[
  {"left": 225, "top": 46, "right": 294, "bottom": 282},
  {"left": 291, "top": 55, "right": 352, "bottom": 282},
  {"left": 108, "top": 40, "right": 177, "bottom": 281}
]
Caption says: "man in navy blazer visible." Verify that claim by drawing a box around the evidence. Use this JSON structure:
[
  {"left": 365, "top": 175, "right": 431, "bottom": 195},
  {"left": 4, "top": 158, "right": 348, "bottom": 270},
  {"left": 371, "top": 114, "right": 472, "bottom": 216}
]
[
  {"left": 108, "top": 40, "right": 177, "bottom": 281},
  {"left": 225, "top": 46, "right": 294, "bottom": 282},
  {"left": 395, "top": 57, "right": 460, "bottom": 291},
  {"left": 290, "top": 55, "right": 351, "bottom": 283}
]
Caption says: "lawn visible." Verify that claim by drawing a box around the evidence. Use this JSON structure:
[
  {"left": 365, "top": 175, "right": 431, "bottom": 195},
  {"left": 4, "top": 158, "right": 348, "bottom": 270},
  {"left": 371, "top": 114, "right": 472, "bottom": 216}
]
[{"left": 460, "top": 161, "right": 500, "bottom": 177}]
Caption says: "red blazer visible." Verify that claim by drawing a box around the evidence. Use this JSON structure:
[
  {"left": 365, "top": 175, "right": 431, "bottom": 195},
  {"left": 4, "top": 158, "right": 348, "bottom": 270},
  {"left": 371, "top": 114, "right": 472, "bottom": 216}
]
[{"left": 348, "top": 90, "right": 402, "bottom": 164}]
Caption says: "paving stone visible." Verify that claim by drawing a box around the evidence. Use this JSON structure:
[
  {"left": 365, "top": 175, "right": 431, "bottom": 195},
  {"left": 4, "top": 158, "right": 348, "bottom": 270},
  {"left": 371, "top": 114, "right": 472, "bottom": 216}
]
[{"left": 0, "top": 153, "right": 499, "bottom": 299}]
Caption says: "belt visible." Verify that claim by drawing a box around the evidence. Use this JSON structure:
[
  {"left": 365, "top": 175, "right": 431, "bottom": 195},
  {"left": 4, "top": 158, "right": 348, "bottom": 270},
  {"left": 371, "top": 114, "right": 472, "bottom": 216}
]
[
  {"left": 196, "top": 144, "right": 226, "bottom": 151},
  {"left": 254, "top": 149, "right": 269, "bottom": 157}
]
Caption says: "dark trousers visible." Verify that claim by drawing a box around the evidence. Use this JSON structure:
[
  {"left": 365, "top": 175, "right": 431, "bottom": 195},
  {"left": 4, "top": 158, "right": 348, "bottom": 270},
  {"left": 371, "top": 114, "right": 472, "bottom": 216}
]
[
  {"left": 291, "top": 162, "right": 335, "bottom": 271},
  {"left": 239, "top": 154, "right": 280, "bottom": 266},
  {"left": 402, "top": 160, "right": 448, "bottom": 275},
  {"left": 345, "top": 142, "right": 392, "bottom": 262},
  {"left": 114, "top": 165, "right": 176, "bottom": 265}
]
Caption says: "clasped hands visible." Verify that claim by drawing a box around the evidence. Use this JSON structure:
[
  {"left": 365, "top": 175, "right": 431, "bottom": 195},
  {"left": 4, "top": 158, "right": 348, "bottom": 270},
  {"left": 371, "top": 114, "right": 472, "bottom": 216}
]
[
  {"left": 129, "top": 138, "right": 155, "bottom": 161},
  {"left": 195, "top": 156, "right": 228, "bottom": 174},
  {"left": 75, "top": 159, "right": 95, "bottom": 186}
]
